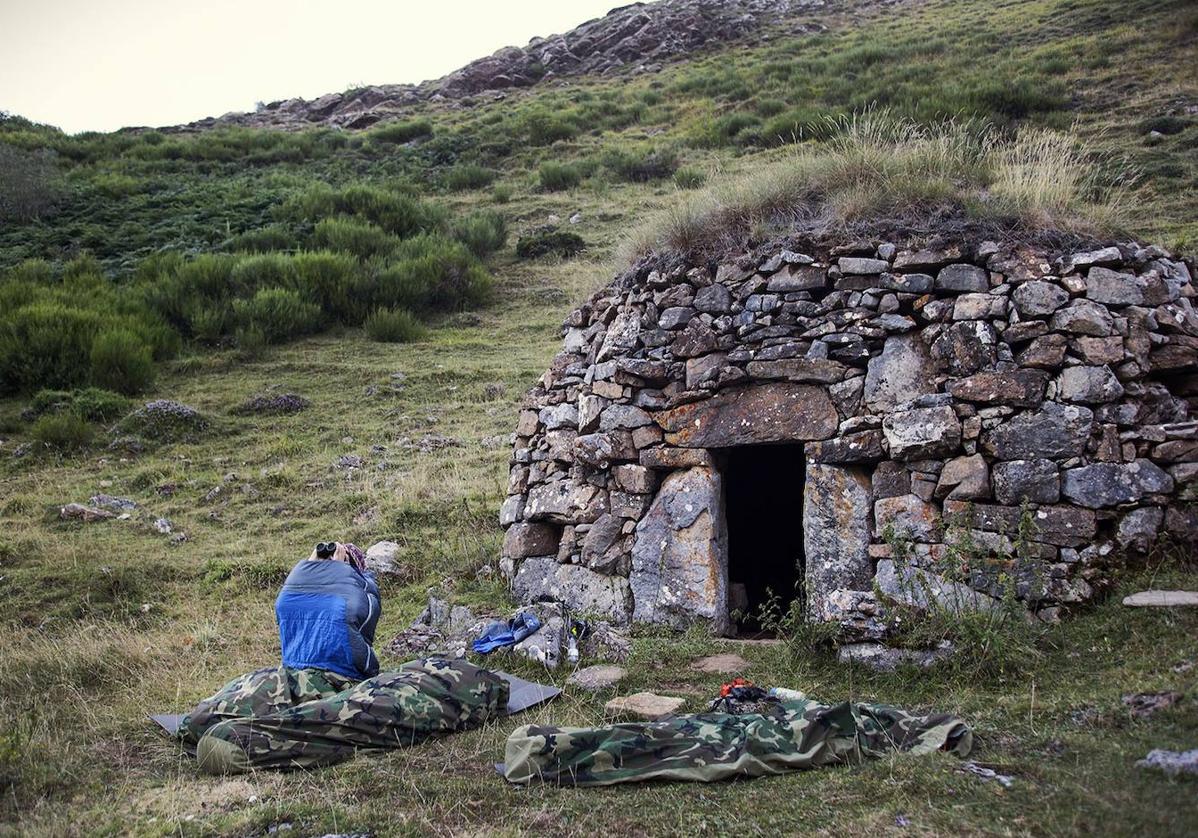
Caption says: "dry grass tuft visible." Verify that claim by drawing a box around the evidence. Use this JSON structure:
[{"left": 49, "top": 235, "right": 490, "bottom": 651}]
[{"left": 619, "top": 112, "right": 1133, "bottom": 263}]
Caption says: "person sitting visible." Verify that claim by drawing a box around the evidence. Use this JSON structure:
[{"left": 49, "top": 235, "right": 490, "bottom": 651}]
[{"left": 177, "top": 542, "right": 508, "bottom": 774}]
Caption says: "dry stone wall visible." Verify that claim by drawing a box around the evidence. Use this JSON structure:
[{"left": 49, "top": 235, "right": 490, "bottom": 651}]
[{"left": 501, "top": 236, "right": 1198, "bottom": 636}]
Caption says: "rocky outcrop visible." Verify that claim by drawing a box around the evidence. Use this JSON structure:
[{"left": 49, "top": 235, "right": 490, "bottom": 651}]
[
  {"left": 500, "top": 234, "right": 1197, "bottom": 633},
  {"left": 176, "top": 0, "right": 832, "bottom": 131}
]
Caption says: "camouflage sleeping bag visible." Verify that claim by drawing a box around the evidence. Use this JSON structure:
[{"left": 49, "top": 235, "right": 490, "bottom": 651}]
[
  {"left": 180, "top": 658, "right": 508, "bottom": 774},
  {"left": 502, "top": 695, "right": 972, "bottom": 786}
]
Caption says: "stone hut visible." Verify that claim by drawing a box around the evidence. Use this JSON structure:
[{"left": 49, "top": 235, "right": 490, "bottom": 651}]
[{"left": 500, "top": 237, "right": 1198, "bottom": 637}]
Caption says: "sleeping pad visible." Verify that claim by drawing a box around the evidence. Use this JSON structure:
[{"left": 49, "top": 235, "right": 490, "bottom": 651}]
[{"left": 502, "top": 694, "right": 973, "bottom": 786}]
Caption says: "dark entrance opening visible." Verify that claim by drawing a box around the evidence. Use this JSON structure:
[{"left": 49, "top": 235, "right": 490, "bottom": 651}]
[{"left": 722, "top": 444, "right": 806, "bottom": 633}]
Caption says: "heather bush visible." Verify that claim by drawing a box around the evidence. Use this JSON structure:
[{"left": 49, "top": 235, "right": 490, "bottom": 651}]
[
  {"left": 538, "top": 162, "right": 582, "bottom": 191},
  {"left": 515, "top": 228, "right": 585, "bottom": 259},
  {"left": 364, "top": 307, "right": 428, "bottom": 343},
  {"left": 291, "top": 251, "right": 370, "bottom": 324},
  {"left": 312, "top": 217, "right": 397, "bottom": 261},
  {"left": 367, "top": 119, "right": 433, "bottom": 145},
  {"left": 450, "top": 211, "right": 508, "bottom": 259},
  {"left": 444, "top": 164, "right": 496, "bottom": 191},
  {"left": 30, "top": 413, "right": 94, "bottom": 452},
  {"left": 232, "top": 287, "right": 321, "bottom": 343},
  {"left": 90, "top": 329, "right": 155, "bottom": 395},
  {"left": 374, "top": 235, "right": 492, "bottom": 311}
]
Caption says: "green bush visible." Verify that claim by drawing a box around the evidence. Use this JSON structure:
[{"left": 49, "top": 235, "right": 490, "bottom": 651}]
[
  {"left": 515, "top": 229, "right": 585, "bottom": 259},
  {"left": 229, "top": 252, "right": 298, "bottom": 296},
  {"left": 374, "top": 235, "right": 492, "bottom": 311},
  {"left": 232, "top": 288, "right": 321, "bottom": 344},
  {"left": 311, "top": 217, "right": 397, "bottom": 261},
  {"left": 444, "top": 164, "right": 496, "bottom": 191},
  {"left": 601, "top": 147, "right": 679, "bottom": 182},
  {"left": 673, "top": 166, "right": 707, "bottom": 189},
  {"left": 364, "top": 308, "right": 428, "bottom": 343},
  {"left": 291, "top": 251, "right": 370, "bottom": 324},
  {"left": 368, "top": 119, "right": 433, "bottom": 145},
  {"left": 538, "top": 162, "right": 582, "bottom": 191},
  {"left": 491, "top": 184, "right": 513, "bottom": 204},
  {"left": 280, "top": 183, "right": 445, "bottom": 239},
  {"left": 30, "top": 413, "right": 94, "bottom": 452},
  {"left": 69, "top": 388, "right": 131, "bottom": 422},
  {"left": 0, "top": 303, "right": 104, "bottom": 394},
  {"left": 90, "top": 329, "right": 155, "bottom": 395},
  {"left": 226, "top": 225, "right": 295, "bottom": 253},
  {"left": 450, "top": 210, "right": 508, "bottom": 259}
]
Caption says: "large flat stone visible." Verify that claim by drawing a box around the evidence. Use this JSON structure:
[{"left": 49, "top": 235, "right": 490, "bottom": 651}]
[
  {"left": 805, "top": 464, "right": 873, "bottom": 617},
  {"left": 655, "top": 383, "right": 837, "bottom": 448},
  {"left": 630, "top": 467, "right": 730, "bottom": 633},
  {"left": 883, "top": 405, "right": 962, "bottom": 460},
  {"left": 942, "top": 500, "right": 1096, "bottom": 547},
  {"left": 512, "top": 558, "right": 633, "bottom": 623},
  {"left": 875, "top": 559, "right": 998, "bottom": 612},
  {"left": 567, "top": 665, "right": 627, "bottom": 691},
  {"left": 503, "top": 523, "right": 561, "bottom": 559},
  {"left": 1122, "top": 590, "right": 1198, "bottom": 607},
  {"left": 948, "top": 370, "right": 1048, "bottom": 407},
  {"left": 1061, "top": 460, "right": 1175, "bottom": 508},
  {"left": 604, "top": 692, "right": 685, "bottom": 720}
]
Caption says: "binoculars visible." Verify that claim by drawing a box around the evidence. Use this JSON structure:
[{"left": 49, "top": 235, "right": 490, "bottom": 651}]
[{"left": 315, "top": 541, "right": 338, "bottom": 559}]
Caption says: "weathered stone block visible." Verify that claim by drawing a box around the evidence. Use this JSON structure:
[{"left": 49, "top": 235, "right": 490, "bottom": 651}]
[
  {"left": 936, "top": 264, "right": 990, "bottom": 293},
  {"left": 992, "top": 459, "right": 1060, "bottom": 505},
  {"left": 503, "top": 523, "right": 561, "bottom": 559},
  {"left": 875, "top": 560, "right": 998, "bottom": 612},
  {"left": 512, "top": 557, "right": 633, "bottom": 623},
  {"left": 1086, "top": 267, "right": 1144, "bottom": 306},
  {"left": 1061, "top": 460, "right": 1175, "bottom": 508},
  {"left": 864, "top": 333, "right": 937, "bottom": 412},
  {"left": 1056, "top": 365, "right": 1125, "bottom": 405},
  {"left": 767, "top": 265, "right": 827, "bottom": 292},
  {"left": 1050, "top": 300, "right": 1115, "bottom": 336},
  {"left": 656, "top": 383, "right": 837, "bottom": 447},
  {"left": 613, "top": 464, "right": 657, "bottom": 494},
  {"left": 935, "top": 454, "right": 990, "bottom": 500},
  {"left": 1013, "top": 280, "right": 1070, "bottom": 317},
  {"left": 943, "top": 500, "right": 1096, "bottom": 547},
  {"left": 639, "top": 447, "right": 715, "bottom": 469},
  {"left": 805, "top": 464, "right": 873, "bottom": 617},
  {"left": 574, "top": 431, "right": 636, "bottom": 467},
  {"left": 807, "top": 430, "right": 885, "bottom": 464},
  {"left": 694, "top": 283, "right": 732, "bottom": 314},
  {"left": 838, "top": 257, "right": 889, "bottom": 275},
  {"left": 982, "top": 402, "right": 1093, "bottom": 460},
  {"left": 931, "top": 320, "right": 997, "bottom": 375},
  {"left": 525, "top": 479, "right": 609, "bottom": 524},
  {"left": 874, "top": 493, "right": 942, "bottom": 542},
  {"left": 499, "top": 494, "right": 525, "bottom": 526},
  {"left": 1116, "top": 507, "right": 1164, "bottom": 552},
  {"left": 948, "top": 370, "right": 1048, "bottom": 407},
  {"left": 581, "top": 514, "right": 626, "bottom": 573},
  {"left": 883, "top": 406, "right": 962, "bottom": 460},
  {"left": 745, "top": 358, "right": 847, "bottom": 383},
  {"left": 630, "top": 467, "right": 730, "bottom": 634}
]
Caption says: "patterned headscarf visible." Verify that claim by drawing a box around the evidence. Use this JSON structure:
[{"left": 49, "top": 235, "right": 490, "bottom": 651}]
[{"left": 342, "top": 543, "right": 368, "bottom": 575}]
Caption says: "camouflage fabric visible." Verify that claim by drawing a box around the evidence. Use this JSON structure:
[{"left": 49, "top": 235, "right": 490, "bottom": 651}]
[
  {"left": 503, "top": 696, "right": 973, "bottom": 786},
  {"left": 182, "top": 658, "right": 508, "bottom": 774},
  {"left": 178, "top": 665, "right": 356, "bottom": 747}
]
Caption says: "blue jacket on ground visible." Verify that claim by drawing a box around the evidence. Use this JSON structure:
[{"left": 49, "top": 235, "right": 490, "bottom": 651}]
[{"left": 275, "top": 559, "right": 381, "bottom": 681}]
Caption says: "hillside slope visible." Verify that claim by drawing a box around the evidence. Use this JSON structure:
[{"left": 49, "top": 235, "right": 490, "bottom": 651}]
[{"left": 1, "top": 0, "right": 1197, "bottom": 835}]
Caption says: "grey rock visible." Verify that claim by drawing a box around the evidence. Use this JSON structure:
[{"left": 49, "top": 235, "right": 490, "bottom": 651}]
[
  {"left": 936, "top": 454, "right": 990, "bottom": 500},
  {"left": 604, "top": 692, "right": 685, "bottom": 720},
  {"left": 805, "top": 464, "right": 874, "bottom": 617},
  {"left": 838, "top": 257, "right": 889, "bottom": 275},
  {"left": 837, "top": 641, "right": 955, "bottom": 672},
  {"left": 936, "top": 264, "right": 990, "bottom": 293},
  {"left": 513, "top": 617, "right": 563, "bottom": 668},
  {"left": 598, "top": 404, "right": 653, "bottom": 431},
  {"left": 539, "top": 403, "right": 578, "bottom": 430},
  {"left": 657, "top": 383, "right": 837, "bottom": 447},
  {"left": 864, "top": 333, "right": 937, "bottom": 412},
  {"left": 659, "top": 306, "right": 696, "bottom": 330},
  {"left": 1012, "top": 281, "right": 1070, "bottom": 317},
  {"left": 1050, "top": 300, "right": 1115, "bottom": 336},
  {"left": 983, "top": 402, "right": 1093, "bottom": 460},
  {"left": 512, "top": 557, "right": 633, "bottom": 623},
  {"left": 1122, "top": 590, "right": 1198, "bottom": 607},
  {"left": 503, "top": 523, "right": 561, "bottom": 559},
  {"left": 568, "top": 664, "right": 627, "bottom": 691},
  {"left": 948, "top": 370, "right": 1048, "bottom": 407},
  {"left": 1057, "top": 246, "right": 1122, "bottom": 275},
  {"left": 1136, "top": 748, "right": 1198, "bottom": 777},
  {"left": 630, "top": 467, "right": 730, "bottom": 634},
  {"left": 874, "top": 494, "right": 942, "bottom": 542},
  {"left": 597, "top": 312, "right": 641, "bottom": 361},
  {"left": 693, "top": 283, "right": 732, "bottom": 314},
  {"left": 992, "top": 459, "right": 1060, "bottom": 505},
  {"left": 1116, "top": 507, "right": 1164, "bottom": 552},
  {"left": 525, "top": 479, "right": 608, "bottom": 524},
  {"left": 767, "top": 265, "right": 826, "bottom": 292},
  {"left": 931, "top": 320, "right": 997, "bottom": 375},
  {"left": 581, "top": 513, "right": 625, "bottom": 573},
  {"left": 1056, "top": 365, "right": 1125, "bottom": 404},
  {"left": 691, "top": 653, "right": 749, "bottom": 674},
  {"left": 883, "top": 406, "right": 962, "bottom": 460},
  {"left": 953, "top": 293, "right": 1006, "bottom": 320},
  {"left": 365, "top": 540, "right": 402, "bottom": 574},
  {"left": 875, "top": 559, "right": 998, "bottom": 612},
  {"left": 1085, "top": 267, "right": 1143, "bottom": 306},
  {"left": 1061, "top": 460, "right": 1174, "bottom": 508}
]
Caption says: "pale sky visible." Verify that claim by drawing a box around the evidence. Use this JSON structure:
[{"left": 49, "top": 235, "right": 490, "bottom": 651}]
[{"left": 0, "top": 0, "right": 620, "bottom": 134}]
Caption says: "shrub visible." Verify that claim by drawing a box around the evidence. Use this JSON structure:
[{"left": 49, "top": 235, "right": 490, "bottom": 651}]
[
  {"left": 491, "top": 184, "right": 513, "bottom": 204},
  {"left": 673, "top": 166, "right": 707, "bottom": 189},
  {"left": 69, "top": 388, "right": 131, "bottom": 422},
  {"left": 450, "top": 210, "right": 508, "bottom": 259},
  {"left": 368, "top": 119, "right": 433, "bottom": 145},
  {"left": 374, "top": 235, "right": 492, "bottom": 311},
  {"left": 1139, "top": 115, "right": 1190, "bottom": 136},
  {"left": 602, "top": 147, "right": 679, "bottom": 182},
  {"left": 311, "top": 217, "right": 397, "bottom": 260},
  {"left": 515, "top": 228, "right": 585, "bottom": 259},
  {"left": 0, "top": 144, "right": 61, "bottom": 222},
  {"left": 279, "top": 183, "right": 445, "bottom": 239},
  {"left": 364, "top": 308, "right": 428, "bottom": 343},
  {"left": 0, "top": 303, "right": 104, "bottom": 394},
  {"left": 291, "top": 251, "right": 370, "bottom": 324},
  {"left": 690, "top": 112, "right": 762, "bottom": 148},
  {"left": 232, "top": 288, "right": 321, "bottom": 344},
  {"left": 226, "top": 225, "right": 295, "bottom": 253},
  {"left": 444, "top": 164, "right": 496, "bottom": 191},
  {"left": 30, "top": 413, "right": 94, "bottom": 452},
  {"left": 538, "top": 161, "right": 582, "bottom": 191},
  {"left": 90, "top": 329, "right": 155, "bottom": 395}
]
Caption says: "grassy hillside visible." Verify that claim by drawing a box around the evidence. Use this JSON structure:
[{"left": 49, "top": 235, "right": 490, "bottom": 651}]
[{"left": 1, "top": 0, "right": 1196, "bottom": 834}]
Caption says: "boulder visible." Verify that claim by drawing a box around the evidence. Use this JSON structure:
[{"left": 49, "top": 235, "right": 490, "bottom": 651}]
[
  {"left": 875, "top": 560, "right": 998, "bottom": 612},
  {"left": 874, "top": 494, "right": 942, "bottom": 542},
  {"left": 503, "top": 523, "right": 561, "bottom": 559},
  {"left": 883, "top": 406, "right": 962, "bottom": 460},
  {"left": 630, "top": 467, "right": 730, "bottom": 633},
  {"left": 656, "top": 383, "right": 837, "bottom": 447},
  {"left": 1050, "top": 300, "right": 1115, "bottom": 336},
  {"left": 837, "top": 641, "right": 955, "bottom": 672},
  {"left": 512, "top": 557, "right": 633, "bottom": 623},
  {"left": 805, "top": 464, "right": 874, "bottom": 615},
  {"left": 1061, "top": 460, "right": 1174, "bottom": 508},
  {"left": 931, "top": 320, "right": 997, "bottom": 375},
  {"left": 364, "top": 540, "right": 402, "bottom": 574},
  {"left": 935, "top": 454, "right": 990, "bottom": 500},
  {"left": 1085, "top": 267, "right": 1144, "bottom": 306},
  {"left": 1116, "top": 507, "right": 1164, "bottom": 552}
]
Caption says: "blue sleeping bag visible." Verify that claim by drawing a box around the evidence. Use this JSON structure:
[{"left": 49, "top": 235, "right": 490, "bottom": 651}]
[{"left": 275, "top": 559, "right": 381, "bottom": 681}]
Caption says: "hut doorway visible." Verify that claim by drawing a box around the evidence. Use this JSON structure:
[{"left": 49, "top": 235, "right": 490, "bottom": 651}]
[{"left": 721, "top": 444, "right": 806, "bottom": 633}]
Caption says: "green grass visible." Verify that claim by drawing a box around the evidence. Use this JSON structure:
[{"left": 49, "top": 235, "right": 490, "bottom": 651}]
[{"left": 0, "top": 0, "right": 1195, "bottom": 833}]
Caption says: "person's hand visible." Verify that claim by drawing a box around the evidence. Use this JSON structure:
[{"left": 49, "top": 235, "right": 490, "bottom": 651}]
[{"left": 332, "top": 542, "right": 349, "bottom": 563}]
